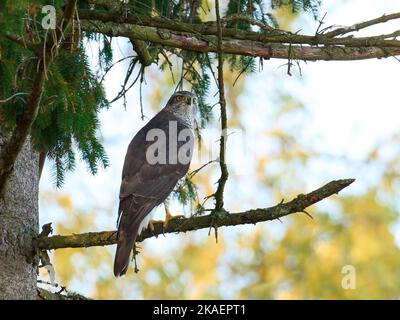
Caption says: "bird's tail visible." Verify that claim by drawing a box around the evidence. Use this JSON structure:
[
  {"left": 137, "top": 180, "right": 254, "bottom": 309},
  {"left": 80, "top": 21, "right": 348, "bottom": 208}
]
[{"left": 113, "top": 225, "right": 139, "bottom": 277}]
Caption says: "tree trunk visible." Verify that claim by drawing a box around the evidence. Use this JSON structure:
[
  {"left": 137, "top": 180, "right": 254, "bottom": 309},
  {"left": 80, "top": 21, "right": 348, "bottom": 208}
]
[{"left": 0, "top": 128, "right": 39, "bottom": 299}]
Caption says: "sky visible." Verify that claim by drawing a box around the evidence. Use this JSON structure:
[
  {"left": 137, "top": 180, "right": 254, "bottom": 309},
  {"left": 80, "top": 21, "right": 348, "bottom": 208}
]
[{"left": 38, "top": 0, "right": 400, "bottom": 296}]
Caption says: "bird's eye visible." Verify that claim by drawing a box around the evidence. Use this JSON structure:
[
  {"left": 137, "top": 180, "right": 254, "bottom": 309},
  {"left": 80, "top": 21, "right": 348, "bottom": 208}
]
[
  {"left": 175, "top": 95, "right": 183, "bottom": 101},
  {"left": 193, "top": 98, "right": 197, "bottom": 104}
]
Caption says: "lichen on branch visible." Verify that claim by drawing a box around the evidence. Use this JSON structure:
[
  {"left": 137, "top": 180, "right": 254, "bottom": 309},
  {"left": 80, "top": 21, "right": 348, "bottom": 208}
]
[{"left": 36, "top": 179, "right": 355, "bottom": 251}]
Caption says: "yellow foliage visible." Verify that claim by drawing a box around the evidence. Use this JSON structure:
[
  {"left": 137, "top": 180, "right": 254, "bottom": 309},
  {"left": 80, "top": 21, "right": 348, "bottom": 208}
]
[
  {"left": 273, "top": 6, "right": 297, "bottom": 30},
  {"left": 56, "top": 194, "right": 73, "bottom": 211}
]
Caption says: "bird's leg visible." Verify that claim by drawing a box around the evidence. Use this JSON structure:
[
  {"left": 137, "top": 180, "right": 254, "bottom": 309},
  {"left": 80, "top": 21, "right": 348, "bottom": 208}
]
[
  {"left": 163, "top": 207, "right": 185, "bottom": 229},
  {"left": 147, "top": 198, "right": 185, "bottom": 232},
  {"left": 163, "top": 197, "right": 184, "bottom": 229},
  {"left": 147, "top": 212, "right": 183, "bottom": 234}
]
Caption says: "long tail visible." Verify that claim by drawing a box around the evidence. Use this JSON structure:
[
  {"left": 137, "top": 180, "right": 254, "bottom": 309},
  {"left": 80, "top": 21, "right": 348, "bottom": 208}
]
[{"left": 113, "top": 221, "right": 139, "bottom": 277}]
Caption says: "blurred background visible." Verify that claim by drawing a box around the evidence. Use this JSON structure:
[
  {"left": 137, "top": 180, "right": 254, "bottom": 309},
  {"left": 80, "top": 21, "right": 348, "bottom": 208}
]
[{"left": 38, "top": 0, "right": 400, "bottom": 299}]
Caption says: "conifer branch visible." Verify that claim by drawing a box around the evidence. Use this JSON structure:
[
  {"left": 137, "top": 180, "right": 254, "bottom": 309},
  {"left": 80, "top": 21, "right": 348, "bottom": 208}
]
[
  {"left": 35, "top": 178, "right": 355, "bottom": 250},
  {"left": 4, "top": 33, "right": 42, "bottom": 56},
  {"left": 0, "top": 60, "right": 47, "bottom": 197},
  {"left": 0, "top": 0, "right": 78, "bottom": 196}
]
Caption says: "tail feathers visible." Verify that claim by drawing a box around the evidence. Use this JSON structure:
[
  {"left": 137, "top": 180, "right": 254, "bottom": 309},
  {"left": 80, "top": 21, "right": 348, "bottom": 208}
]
[
  {"left": 113, "top": 228, "right": 138, "bottom": 277},
  {"left": 114, "top": 200, "right": 155, "bottom": 277}
]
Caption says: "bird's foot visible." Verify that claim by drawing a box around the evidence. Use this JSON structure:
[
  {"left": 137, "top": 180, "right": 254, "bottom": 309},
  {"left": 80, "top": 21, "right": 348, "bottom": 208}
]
[
  {"left": 148, "top": 219, "right": 164, "bottom": 233},
  {"left": 164, "top": 209, "right": 185, "bottom": 230}
]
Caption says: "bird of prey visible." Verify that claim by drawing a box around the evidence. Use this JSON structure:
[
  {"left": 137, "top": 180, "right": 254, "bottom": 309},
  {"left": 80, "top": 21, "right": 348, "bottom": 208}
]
[{"left": 114, "top": 91, "right": 198, "bottom": 277}]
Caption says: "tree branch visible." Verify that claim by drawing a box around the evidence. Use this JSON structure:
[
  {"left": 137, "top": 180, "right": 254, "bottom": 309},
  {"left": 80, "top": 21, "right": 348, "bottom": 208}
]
[
  {"left": 78, "top": 10, "right": 400, "bottom": 47},
  {"left": 0, "top": 59, "right": 47, "bottom": 197},
  {"left": 35, "top": 178, "right": 355, "bottom": 250},
  {"left": 214, "top": 0, "right": 228, "bottom": 211},
  {"left": 130, "top": 38, "right": 153, "bottom": 66},
  {"left": 79, "top": 20, "right": 400, "bottom": 61},
  {"left": 0, "top": 92, "right": 28, "bottom": 104},
  {"left": 37, "top": 287, "right": 90, "bottom": 300},
  {"left": 4, "top": 33, "right": 42, "bottom": 56},
  {"left": 324, "top": 12, "right": 400, "bottom": 38}
]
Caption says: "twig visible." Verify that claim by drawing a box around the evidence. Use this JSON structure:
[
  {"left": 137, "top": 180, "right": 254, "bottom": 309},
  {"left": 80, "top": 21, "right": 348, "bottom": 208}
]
[
  {"left": 139, "top": 65, "right": 145, "bottom": 120},
  {"left": 160, "top": 50, "right": 176, "bottom": 84},
  {"left": 0, "top": 92, "right": 28, "bottom": 104},
  {"left": 189, "top": 160, "right": 217, "bottom": 178},
  {"left": 214, "top": 0, "right": 228, "bottom": 211},
  {"left": 35, "top": 179, "right": 355, "bottom": 250},
  {"left": 223, "top": 13, "right": 276, "bottom": 33},
  {"left": 108, "top": 58, "right": 140, "bottom": 105},
  {"left": 174, "top": 58, "right": 197, "bottom": 92},
  {"left": 315, "top": 12, "right": 327, "bottom": 35},
  {"left": 205, "top": 53, "right": 218, "bottom": 86},
  {"left": 99, "top": 55, "right": 135, "bottom": 84},
  {"left": 325, "top": 12, "right": 400, "bottom": 38},
  {"left": 232, "top": 58, "right": 253, "bottom": 87}
]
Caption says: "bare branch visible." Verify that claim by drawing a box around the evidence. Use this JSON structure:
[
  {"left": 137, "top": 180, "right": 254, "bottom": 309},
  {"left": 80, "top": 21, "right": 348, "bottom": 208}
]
[
  {"left": 0, "top": 92, "right": 28, "bottom": 104},
  {"left": 35, "top": 179, "right": 355, "bottom": 250},
  {"left": 214, "top": 0, "right": 228, "bottom": 211},
  {"left": 222, "top": 14, "right": 276, "bottom": 32},
  {"left": 325, "top": 12, "right": 400, "bottom": 38}
]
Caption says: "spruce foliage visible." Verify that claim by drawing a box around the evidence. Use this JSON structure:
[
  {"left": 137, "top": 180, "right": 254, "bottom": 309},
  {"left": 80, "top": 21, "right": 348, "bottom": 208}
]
[{"left": 1, "top": 0, "right": 109, "bottom": 187}]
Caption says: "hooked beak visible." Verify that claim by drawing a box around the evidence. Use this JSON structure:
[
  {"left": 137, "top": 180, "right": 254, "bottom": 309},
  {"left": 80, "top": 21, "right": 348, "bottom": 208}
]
[
  {"left": 183, "top": 96, "right": 198, "bottom": 112},
  {"left": 185, "top": 96, "right": 193, "bottom": 105}
]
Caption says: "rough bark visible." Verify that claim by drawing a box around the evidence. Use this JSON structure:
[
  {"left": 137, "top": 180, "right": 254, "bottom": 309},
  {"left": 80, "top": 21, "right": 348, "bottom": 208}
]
[{"left": 0, "top": 128, "right": 39, "bottom": 300}]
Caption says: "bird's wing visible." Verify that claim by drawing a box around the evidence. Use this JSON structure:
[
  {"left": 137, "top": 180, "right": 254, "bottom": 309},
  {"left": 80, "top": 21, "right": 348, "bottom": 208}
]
[{"left": 114, "top": 110, "right": 194, "bottom": 276}]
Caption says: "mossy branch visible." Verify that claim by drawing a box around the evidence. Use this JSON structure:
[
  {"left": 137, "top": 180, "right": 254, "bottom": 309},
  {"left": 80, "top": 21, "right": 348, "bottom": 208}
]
[
  {"left": 79, "top": 20, "right": 400, "bottom": 61},
  {"left": 78, "top": 9, "right": 400, "bottom": 48},
  {"left": 130, "top": 39, "right": 153, "bottom": 66},
  {"left": 37, "top": 288, "right": 90, "bottom": 300},
  {"left": 35, "top": 178, "right": 355, "bottom": 251}
]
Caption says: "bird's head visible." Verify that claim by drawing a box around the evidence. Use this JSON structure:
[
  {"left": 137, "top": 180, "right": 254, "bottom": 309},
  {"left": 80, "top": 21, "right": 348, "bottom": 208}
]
[{"left": 165, "top": 91, "right": 198, "bottom": 126}]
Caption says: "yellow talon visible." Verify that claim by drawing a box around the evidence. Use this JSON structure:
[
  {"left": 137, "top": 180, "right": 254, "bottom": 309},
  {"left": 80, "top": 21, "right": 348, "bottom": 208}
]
[
  {"left": 163, "top": 208, "right": 184, "bottom": 229},
  {"left": 148, "top": 209, "right": 184, "bottom": 231}
]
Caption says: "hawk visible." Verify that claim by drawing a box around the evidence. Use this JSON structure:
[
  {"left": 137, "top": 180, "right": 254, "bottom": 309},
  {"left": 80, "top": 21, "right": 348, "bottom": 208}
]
[{"left": 114, "top": 91, "right": 198, "bottom": 276}]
